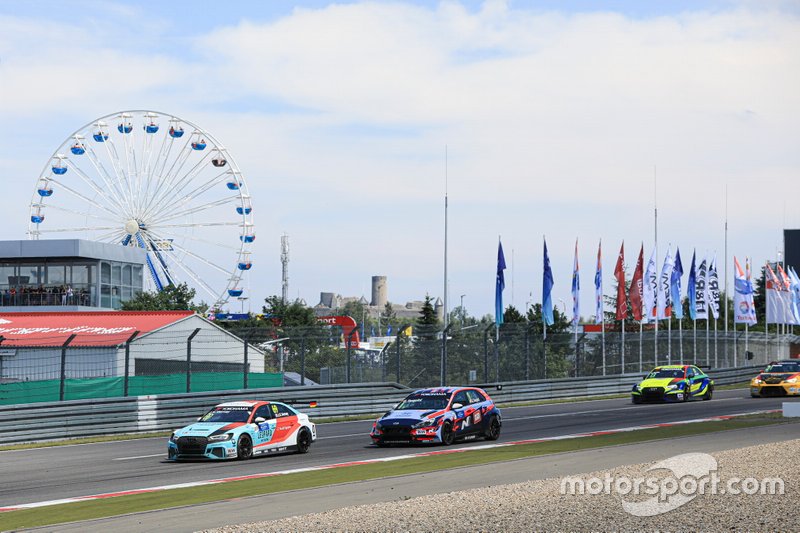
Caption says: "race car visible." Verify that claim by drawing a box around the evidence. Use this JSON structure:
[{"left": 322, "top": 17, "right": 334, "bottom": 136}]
[
  {"left": 631, "top": 364, "right": 714, "bottom": 403},
  {"left": 167, "top": 400, "right": 316, "bottom": 460},
  {"left": 750, "top": 360, "right": 800, "bottom": 397},
  {"left": 370, "top": 386, "right": 501, "bottom": 446}
]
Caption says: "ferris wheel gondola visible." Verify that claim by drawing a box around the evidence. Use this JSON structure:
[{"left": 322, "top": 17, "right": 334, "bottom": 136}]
[{"left": 27, "top": 110, "right": 255, "bottom": 311}]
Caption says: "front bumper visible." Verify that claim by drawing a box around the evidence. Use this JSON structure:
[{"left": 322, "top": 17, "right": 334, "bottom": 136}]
[
  {"left": 167, "top": 436, "right": 238, "bottom": 460},
  {"left": 632, "top": 387, "right": 686, "bottom": 403},
  {"left": 370, "top": 424, "right": 440, "bottom": 445},
  {"left": 751, "top": 384, "right": 800, "bottom": 397}
]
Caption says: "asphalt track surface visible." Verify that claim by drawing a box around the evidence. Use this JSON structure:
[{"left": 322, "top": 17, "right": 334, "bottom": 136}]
[{"left": 1, "top": 390, "right": 795, "bottom": 508}]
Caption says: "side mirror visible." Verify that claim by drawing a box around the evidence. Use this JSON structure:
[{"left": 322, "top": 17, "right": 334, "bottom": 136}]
[
  {"left": 451, "top": 403, "right": 463, "bottom": 410},
  {"left": 254, "top": 417, "right": 266, "bottom": 424}
]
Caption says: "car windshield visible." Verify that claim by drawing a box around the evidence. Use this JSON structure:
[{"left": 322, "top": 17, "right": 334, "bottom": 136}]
[
  {"left": 199, "top": 407, "right": 252, "bottom": 423},
  {"left": 395, "top": 393, "right": 450, "bottom": 411},
  {"left": 765, "top": 363, "right": 800, "bottom": 373},
  {"left": 647, "top": 369, "right": 685, "bottom": 379}
]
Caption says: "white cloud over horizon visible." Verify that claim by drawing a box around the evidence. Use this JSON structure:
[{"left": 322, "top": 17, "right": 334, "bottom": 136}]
[{"left": 0, "top": 1, "right": 798, "bottom": 318}]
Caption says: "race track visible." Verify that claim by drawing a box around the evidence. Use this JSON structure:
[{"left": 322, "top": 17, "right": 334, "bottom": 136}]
[{"left": 1, "top": 390, "right": 794, "bottom": 508}]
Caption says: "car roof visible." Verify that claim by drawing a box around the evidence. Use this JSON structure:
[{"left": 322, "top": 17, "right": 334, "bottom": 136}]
[
  {"left": 215, "top": 401, "right": 264, "bottom": 408},
  {"left": 652, "top": 365, "right": 688, "bottom": 370},
  {"left": 412, "top": 386, "right": 484, "bottom": 395}
]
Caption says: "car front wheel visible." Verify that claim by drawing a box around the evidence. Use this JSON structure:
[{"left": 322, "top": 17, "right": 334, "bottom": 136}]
[
  {"left": 441, "top": 422, "right": 455, "bottom": 446},
  {"left": 237, "top": 435, "right": 253, "bottom": 460}
]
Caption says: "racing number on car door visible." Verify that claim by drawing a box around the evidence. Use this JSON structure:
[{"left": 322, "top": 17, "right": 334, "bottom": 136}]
[{"left": 253, "top": 404, "right": 276, "bottom": 446}]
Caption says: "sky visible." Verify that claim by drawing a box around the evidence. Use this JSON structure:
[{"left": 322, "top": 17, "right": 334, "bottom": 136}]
[{"left": 1, "top": 0, "right": 799, "bottom": 319}]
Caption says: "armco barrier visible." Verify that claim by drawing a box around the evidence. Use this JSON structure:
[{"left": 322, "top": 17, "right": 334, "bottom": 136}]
[{"left": 0, "top": 366, "right": 760, "bottom": 445}]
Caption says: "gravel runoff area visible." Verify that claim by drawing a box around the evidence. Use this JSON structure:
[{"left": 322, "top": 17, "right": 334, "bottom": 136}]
[{"left": 201, "top": 438, "right": 798, "bottom": 532}]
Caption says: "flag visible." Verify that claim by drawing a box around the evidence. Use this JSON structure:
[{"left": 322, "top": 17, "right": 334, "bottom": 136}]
[
  {"left": 629, "top": 244, "right": 644, "bottom": 321},
  {"left": 386, "top": 324, "right": 393, "bottom": 335},
  {"left": 765, "top": 262, "right": 782, "bottom": 324},
  {"left": 594, "top": 240, "right": 603, "bottom": 324},
  {"left": 495, "top": 240, "right": 506, "bottom": 327},
  {"left": 671, "top": 248, "right": 684, "bottom": 320},
  {"left": 745, "top": 258, "right": 757, "bottom": 325},
  {"left": 657, "top": 245, "right": 674, "bottom": 320},
  {"left": 543, "top": 238, "right": 554, "bottom": 326},
  {"left": 707, "top": 255, "right": 720, "bottom": 320},
  {"left": 571, "top": 239, "right": 580, "bottom": 328},
  {"left": 733, "top": 257, "right": 756, "bottom": 326},
  {"left": 790, "top": 267, "right": 800, "bottom": 324},
  {"left": 643, "top": 248, "right": 657, "bottom": 323},
  {"left": 370, "top": 326, "right": 376, "bottom": 337},
  {"left": 778, "top": 265, "right": 800, "bottom": 324},
  {"left": 614, "top": 242, "right": 627, "bottom": 320},
  {"left": 695, "top": 257, "right": 708, "bottom": 320},
  {"left": 687, "top": 251, "right": 697, "bottom": 321}
]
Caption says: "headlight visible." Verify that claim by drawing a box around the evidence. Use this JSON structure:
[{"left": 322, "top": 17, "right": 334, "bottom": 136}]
[
  {"left": 666, "top": 383, "right": 681, "bottom": 391},
  {"left": 634, "top": 384, "right": 642, "bottom": 391},
  {"left": 752, "top": 377, "right": 762, "bottom": 384},
  {"left": 169, "top": 432, "right": 177, "bottom": 442},
  {"left": 208, "top": 433, "right": 233, "bottom": 442},
  {"left": 413, "top": 418, "right": 438, "bottom": 429}
]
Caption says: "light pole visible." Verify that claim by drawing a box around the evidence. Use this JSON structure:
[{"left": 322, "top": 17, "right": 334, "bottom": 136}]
[
  {"left": 460, "top": 294, "right": 466, "bottom": 321},
  {"left": 558, "top": 298, "right": 567, "bottom": 317}
]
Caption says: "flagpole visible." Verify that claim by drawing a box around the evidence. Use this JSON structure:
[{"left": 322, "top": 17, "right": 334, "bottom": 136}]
[
  {"left": 679, "top": 319, "right": 683, "bottom": 361},
  {"left": 693, "top": 318, "right": 697, "bottom": 364},
  {"left": 639, "top": 322, "right": 643, "bottom": 372},
  {"left": 621, "top": 318, "right": 625, "bottom": 374},
  {"left": 724, "top": 185, "right": 729, "bottom": 360},
  {"left": 654, "top": 165, "right": 658, "bottom": 367},
  {"left": 706, "top": 318, "right": 710, "bottom": 366},
  {"left": 733, "top": 321, "right": 737, "bottom": 367},
  {"left": 667, "top": 317, "right": 672, "bottom": 365},
  {"left": 441, "top": 145, "right": 448, "bottom": 386},
  {"left": 602, "top": 319, "right": 606, "bottom": 376},
  {"left": 714, "top": 318, "right": 718, "bottom": 368}
]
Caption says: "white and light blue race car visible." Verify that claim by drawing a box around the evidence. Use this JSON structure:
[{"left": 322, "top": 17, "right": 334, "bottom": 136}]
[{"left": 168, "top": 400, "right": 316, "bottom": 460}]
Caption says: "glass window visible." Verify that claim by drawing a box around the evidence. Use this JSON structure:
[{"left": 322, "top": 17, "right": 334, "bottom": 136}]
[
  {"left": 72, "top": 265, "right": 89, "bottom": 285},
  {"left": 272, "top": 403, "right": 296, "bottom": 418},
  {"left": 101, "top": 262, "right": 111, "bottom": 284},
  {"left": 47, "top": 264, "right": 66, "bottom": 285},
  {"left": 254, "top": 404, "right": 274, "bottom": 421},
  {"left": 132, "top": 265, "right": 143, "bottom": 288},
  {"left": 0, "top": 264, "right": 15, "bottom": 289},
  {"left": 100, "top": 285, "right": 111, "bottom": 308},
  {"left": 123, "top": 265, "right": 132, "bottom": 286},
  {"left": 122, "top": 286, "right": 131, "bottom": 301},
  {"left": 112, "top": 265, "right": 121, "bottom": 285},
  {"left": 466, "top": 390, "right": 484, "bottom": 404},
  {"left": 452, "top": 390, "right": 470, "bottom": 406}
]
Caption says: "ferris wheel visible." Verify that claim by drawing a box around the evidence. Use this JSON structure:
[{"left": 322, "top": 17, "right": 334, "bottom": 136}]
[{"left": 28, "top": 110, "right": 255, "bottom": 311}]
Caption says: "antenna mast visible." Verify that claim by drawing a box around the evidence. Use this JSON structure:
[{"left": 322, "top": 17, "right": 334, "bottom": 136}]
[{"left": 281, "top": 233, "right": 290, "bottom": 303}]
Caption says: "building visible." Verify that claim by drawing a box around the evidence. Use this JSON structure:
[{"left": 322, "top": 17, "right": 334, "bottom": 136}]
[
  {"left": 313, "top": 275, "right": 444, "bottom": 321},
  {"left": 0, "top": 310, "right": 265, "bottom": 384},
  {"left": 0, "top": 239, "right": 147, "bottom": 311}
]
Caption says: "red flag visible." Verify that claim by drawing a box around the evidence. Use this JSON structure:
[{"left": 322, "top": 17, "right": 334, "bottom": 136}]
[
  {"left": 629, "top": 244, "right": 644, "bottom": 321},
  {"left": 614, "top": 242, "right": 627, "bottom": 320}
]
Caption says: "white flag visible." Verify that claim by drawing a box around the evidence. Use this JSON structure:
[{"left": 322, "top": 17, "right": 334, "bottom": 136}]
[
  {"left": 657, "top": 245, "right": 674, "bottom": 320},
  {"left": 707, "top": 255, "right": 720, "bottom": 320},
  {"left": 695, "top": 257, "right": 708, "bottom": 320},
  {"left": 643, "top": 248, "right": 657, "bottom": 323}
]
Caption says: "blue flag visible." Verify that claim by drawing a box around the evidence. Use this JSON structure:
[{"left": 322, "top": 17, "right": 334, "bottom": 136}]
[
  {"left": 671, "top": 248, "right": 684, "bottom": 319},
  {"left": 543, "top": 239, "right": 555, "bottom": 326},
  {"left": 687, "top": 250, "right": 697, "bottom": 321},
  {"left": 571, "top": 239, "right": 580, "bottom": 327},
  {"left": 386, "top": 324, "right": 393, "bottom": 335},
  {"left": 495, "top": 240, "right": 506, "bottom": 327},
  {"left": 370, "top": 325, "right": 376, "bottom": 337}
]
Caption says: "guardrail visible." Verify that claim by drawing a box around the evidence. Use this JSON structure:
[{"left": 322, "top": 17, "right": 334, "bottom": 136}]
[{"left": 0, "top": 366, "right": 759, "bottom": 445}]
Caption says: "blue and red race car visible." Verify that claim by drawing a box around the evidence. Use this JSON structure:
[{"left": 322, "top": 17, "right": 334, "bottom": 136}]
[{"left": 370, "top": 387, "right": 502, "bottom": 446}]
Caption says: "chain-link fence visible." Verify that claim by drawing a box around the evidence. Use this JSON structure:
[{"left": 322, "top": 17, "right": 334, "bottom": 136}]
[{"left": 1, "top": 321, "right": 796, "bottom": 405}]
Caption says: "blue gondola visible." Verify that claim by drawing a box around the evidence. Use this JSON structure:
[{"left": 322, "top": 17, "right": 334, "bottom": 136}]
[
  {"left": 145, "top": 122, "right": 159, "bottom": 134},
  {"left": 228, "top": 288, "right": 244, "bottom": 297},
  {"left": 70, "top": 143, "right": 86, "bottom": 155},
  {"left": 38, "top": 188, "right": 53, "bottom": 197},
  {"left": 236, "top": 206, "right": 252, "bottom": 215},
  {"left": 191, "top": 140, "right": 207, "bottom": 150},
  {"left": 31, "top": 215, "right": 45, "bottom": 223},
  {"left": 169, "top": 126, "right": 184, "bottom": 138},
  {"left": 237, "top": 262, "right": 252, "bottom": 271},
  {"left": 226, "top": 181, "right": 241, "bottom": 190},
  {"left": 117, "top": 123, "right": 133, "bottom": 134},
  {"left": 52, "top": 164, "right": 67, "bottom": 175},
  {"left": 240, "top": 234, "right": 255, "bottom": 243},
  {"left": 93, "top": 132, "right": 109, "bottom": 142}
]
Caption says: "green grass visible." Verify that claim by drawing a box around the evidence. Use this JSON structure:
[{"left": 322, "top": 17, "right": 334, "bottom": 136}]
[{"left": 0, "top": 413, "right": 791, "bottom": 531}]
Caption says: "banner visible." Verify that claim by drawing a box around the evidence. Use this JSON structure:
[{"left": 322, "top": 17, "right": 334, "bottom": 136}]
[
  {"left": 778, "top": 264, "right": 800, "bottom": 324},
  {"left": 572, "top": 239, "right": 580, "bottom": 328},
  {"left": 543, "top": 238, "right": 554, "bottom": 326},
  {"left": 495, "top": 240, "right": 506, "bottom": 327},
  {"left": 767, "top": 263, "right": 798, "bottom": 325},
  {"left": 733, "top": 257, "right": 756, "bottom": 325},
  {"left": 671, "top": 248, "right": 684, "bottom": 320},
  {"left": 707, "top": 255, "right": 720, "bottom": 320},
  {"left": 614, "top": 242, "right": 627, "bottom": 320},
  {"left": 657, "top": 245, "right": 674, "bottom": 320},
  {"left": 643, "top": 248, "right": 657, "bottom": 323},
  {"left": 695, "top": 257, "right": 708, "bottom": 320},
  {"left": 790, "top": 267, "right": 800, "bottom": 324},
  {"left": 687, "top": 251, "right": 697, "bottom": 321},
  {"left": 594, "top": 240, "right": 603, "bottom": 324}
]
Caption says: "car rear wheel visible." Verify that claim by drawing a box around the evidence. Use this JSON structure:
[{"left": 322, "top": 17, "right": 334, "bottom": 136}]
[
  {"left": 484, "top": 416, "right": 501, "bottom": 441},
  {"left": 296, "top": 428, "right": 312, "bottom": 454},
  {"left": 237, "top": 435, "right": 253, "bottom": 460},
  {"left": 441, "top": 422, "right": 455, "bottom": 446}
]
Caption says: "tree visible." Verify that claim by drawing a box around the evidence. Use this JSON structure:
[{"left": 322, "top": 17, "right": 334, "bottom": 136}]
[
  {"left": 381, "top": 302, "right": 397, "bottom": 321},
  {"left": 417, "top": 295, "right": 438, "bottom": 326},
  {"left": 121, "top": 283, "right": 205, "bottom": 312},
  {"left": 503, "top": 305, "right": 526, "bottom": 323}
]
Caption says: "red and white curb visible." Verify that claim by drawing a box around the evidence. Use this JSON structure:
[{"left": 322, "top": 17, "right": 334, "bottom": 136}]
[{"left": 0, "top": 410, "right": 779, "bottom": 512}]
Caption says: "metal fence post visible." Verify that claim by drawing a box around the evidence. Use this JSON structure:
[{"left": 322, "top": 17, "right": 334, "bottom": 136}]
[
  {"left": 524, "top": 327, "right": 530, "bottom": 381},
  {"left": 441, "top": 323, "right": 454, "bottom": 386},
  {"left": 300, "top": 336, "right": 306, "bottom": 386},
  {"left": 243, "top": 333, "right": 249, "bottom": 390},
  {"left": 186, "top": 328, "right": 201, "bottom": 393},
  {"left": 59, "top": 334, "right": 77, "bottom": 402},
  {"left": 483, "top": 324, "right": 493, "bottom": 382},
  {"left": 123, "top": 331, "right": 139, "bottom": 397}
]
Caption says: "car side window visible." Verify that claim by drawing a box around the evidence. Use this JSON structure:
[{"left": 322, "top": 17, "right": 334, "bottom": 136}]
[
  {"left": 272, "top": 403, "right": 295, "bottom": 418},
  {"left": 465, "top": 390, "right": 483, "bottom": 404},
  {"left": 452, "top": 391, "right": 470, "bottom": 406},
  {"left": 685, "top": 368, "right": 695, "bottom": 379},
  {"left": 692, "top": 366, "right": 703, "bottom": 377},
  {"left": 254, "top": 405, "right": 273, "bottom": 421}
]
